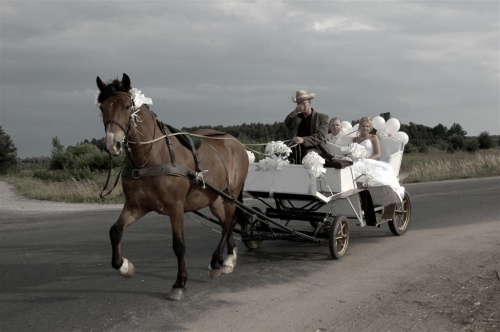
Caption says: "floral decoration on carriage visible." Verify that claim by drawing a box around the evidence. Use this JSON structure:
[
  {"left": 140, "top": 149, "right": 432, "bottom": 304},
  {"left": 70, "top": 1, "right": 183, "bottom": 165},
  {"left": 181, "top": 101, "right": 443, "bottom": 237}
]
[{"left": 249, "top": 141, "right": 327, "bottom": 180}]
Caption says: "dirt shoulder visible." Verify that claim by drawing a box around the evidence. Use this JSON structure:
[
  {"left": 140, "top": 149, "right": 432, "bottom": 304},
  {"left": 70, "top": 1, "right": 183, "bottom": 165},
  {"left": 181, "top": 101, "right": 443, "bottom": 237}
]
[{"left": 0, "top": 181, "right": 122, "bottom": 214}]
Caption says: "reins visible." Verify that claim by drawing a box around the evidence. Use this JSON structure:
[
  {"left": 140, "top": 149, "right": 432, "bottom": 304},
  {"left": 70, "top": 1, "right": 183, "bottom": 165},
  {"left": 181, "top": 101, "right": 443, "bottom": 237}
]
[
  {"left": 99, "top": 154, "right": 126, "bottom": 199},
  {"left": 127, "top": 131, "right": 297, "bottom": 157}
]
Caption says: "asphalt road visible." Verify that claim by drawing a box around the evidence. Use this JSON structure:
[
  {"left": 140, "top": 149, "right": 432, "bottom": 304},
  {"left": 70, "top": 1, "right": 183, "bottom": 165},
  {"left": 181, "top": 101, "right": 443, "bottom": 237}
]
[{"left": 1, "top": 177, "right": 499, "bottom": 332}]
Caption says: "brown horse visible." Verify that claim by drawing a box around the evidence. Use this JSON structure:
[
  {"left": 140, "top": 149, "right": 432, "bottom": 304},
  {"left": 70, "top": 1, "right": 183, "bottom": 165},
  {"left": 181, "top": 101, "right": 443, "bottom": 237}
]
[{"left": 96, "top": 73, "right": 249, "bottom": 301}]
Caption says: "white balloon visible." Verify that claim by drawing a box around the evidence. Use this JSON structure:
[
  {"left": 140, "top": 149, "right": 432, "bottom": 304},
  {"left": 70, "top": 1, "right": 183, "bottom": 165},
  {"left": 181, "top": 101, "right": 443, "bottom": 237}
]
[
  {"left": 394, "top": 131, "right": 409, "bottom": 145},
  {"left": 347, "top": 124, "right": 359, "bottom": 137},
  {"left": 372, "top": 116, "right": 386, "bottom": 131},
  {"left": 385, "top": 118, "right": 401, "bottom": 135},
  {"left": 341, "top": 121, "right": 352, "bottom": 129}
]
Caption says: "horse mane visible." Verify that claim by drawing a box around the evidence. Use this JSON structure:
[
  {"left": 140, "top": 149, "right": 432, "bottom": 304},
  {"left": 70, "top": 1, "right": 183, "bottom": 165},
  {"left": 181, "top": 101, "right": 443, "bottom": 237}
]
[{"left": 97, "top": 78, "right": 129, "bottom": 104}]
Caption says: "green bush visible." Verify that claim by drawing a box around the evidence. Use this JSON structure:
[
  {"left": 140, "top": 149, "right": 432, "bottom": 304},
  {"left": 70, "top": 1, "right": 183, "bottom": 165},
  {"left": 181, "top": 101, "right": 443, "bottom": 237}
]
[
  {"left": 448, "top": 135, "right": 465, "bottom": 150},
  {"left": 418, "top": 145, "right": 429, "bottom": 153},
  {"left": 73, "top": 148, "right": 111, "bottom": 171},
  {"left": 67, "top": 143, "right": 99, "bottom": 157},
  {"left": 49, "top": 152, "right": 73, "bottom": 170},
  {"left": 34, "top": 169, "right": 73, "bottom": 182},
  {"left": 465, "top": 138, "right": 480, "bottom": 152},
  {"left": 404, "top": 143, "right": 415, "bottom": 154},
  {"left": 478, "top": 131, "right": 495, "bottom": 150},
  {"left": 0, "top": 126, "right": 18, "bottom": 174},
  {"left": 49, "top": 142, "right": 122, "bottom": 172},
  {"left": 68, "top": 167, "right": 93, "bottom": 180},
  {"left": 436, "top": 139, "right": 449, "bottom": 151}
]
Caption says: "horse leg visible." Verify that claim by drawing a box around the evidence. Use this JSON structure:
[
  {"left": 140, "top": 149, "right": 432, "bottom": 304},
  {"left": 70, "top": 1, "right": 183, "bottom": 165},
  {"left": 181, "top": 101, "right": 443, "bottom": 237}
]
[
  {"left": 166, "top": 206, "right": 188, "bottom": 301},
  {"left": 110, "top": 204, "right": 146, "bottom": 278},
  {"left": 221, "top": 190, "right": 245, "bottom": 274},
  {"left": 221, "top": 202, "right": 238, "bottom": 275},
  {"left": 207, "top": 197, "right": 238, "bottom": 277}
]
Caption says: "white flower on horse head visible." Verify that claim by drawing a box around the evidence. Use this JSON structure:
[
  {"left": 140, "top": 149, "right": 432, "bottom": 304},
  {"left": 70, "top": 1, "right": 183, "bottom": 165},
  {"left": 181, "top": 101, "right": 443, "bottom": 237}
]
[{"left": 94, "top": 91, "right": 101, "bottom": 108}]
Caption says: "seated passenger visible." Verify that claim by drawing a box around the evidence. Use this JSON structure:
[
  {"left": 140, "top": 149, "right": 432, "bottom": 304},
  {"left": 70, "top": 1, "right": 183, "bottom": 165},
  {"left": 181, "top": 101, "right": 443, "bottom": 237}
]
[
  {"left": 352, "top": 116, "right": 381, "bottom": 160},
  {"left": 351, "top": 117, "right": 405, "bottom": 200},
  {"left": 327, "top": 117, "right": 352, "bottom": 147},
  {"left": 327, "top": 117, "right": 354, "bottom": 159},
  {"left": 284, "top": 90, "right": 333, "bottom": 163}
]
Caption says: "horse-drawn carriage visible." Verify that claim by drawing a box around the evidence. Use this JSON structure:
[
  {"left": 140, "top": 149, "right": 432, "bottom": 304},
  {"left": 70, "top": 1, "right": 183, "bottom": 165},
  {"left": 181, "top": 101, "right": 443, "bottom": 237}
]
[
  {"left": 96, "top": 73, "right": 412, "bottom": 300},
  {"left": 232, "top": 136, "right": 412, "bottom": 259}
]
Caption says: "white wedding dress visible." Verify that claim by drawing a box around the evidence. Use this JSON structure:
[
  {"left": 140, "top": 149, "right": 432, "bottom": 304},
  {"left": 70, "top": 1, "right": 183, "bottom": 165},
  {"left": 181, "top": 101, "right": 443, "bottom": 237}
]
[{"left": 352, "top": 139, "right": 405, "bottom": 202}]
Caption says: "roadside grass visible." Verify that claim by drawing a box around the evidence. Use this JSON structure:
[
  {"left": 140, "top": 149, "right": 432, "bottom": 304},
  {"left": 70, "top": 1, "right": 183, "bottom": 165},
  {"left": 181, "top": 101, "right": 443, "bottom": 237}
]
[
  {"left": 402, "top": 148, "right": 500, "bottom": 183},
  {"left": 1, "top": 169, "right": 124, "bottom": 204},
  {"left": 2, "top": 148, "right": 499, "bottom": 203}
]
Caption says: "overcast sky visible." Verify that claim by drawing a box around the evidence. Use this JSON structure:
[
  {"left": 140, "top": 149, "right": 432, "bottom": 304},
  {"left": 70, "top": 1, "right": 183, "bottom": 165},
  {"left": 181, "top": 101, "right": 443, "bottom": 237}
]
[{"left": 1, "top": 1, "right": 498, "bottom": 158}]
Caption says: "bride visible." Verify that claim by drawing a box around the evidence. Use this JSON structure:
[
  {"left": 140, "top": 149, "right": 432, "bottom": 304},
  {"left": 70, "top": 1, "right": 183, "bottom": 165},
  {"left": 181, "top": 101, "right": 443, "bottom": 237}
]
[{"left": 351, "top": 117, "right": 405, "bottom": 201}]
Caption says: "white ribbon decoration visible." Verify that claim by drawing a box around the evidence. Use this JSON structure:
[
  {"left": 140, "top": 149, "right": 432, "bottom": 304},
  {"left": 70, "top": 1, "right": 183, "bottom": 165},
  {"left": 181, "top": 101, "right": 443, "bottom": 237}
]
[
  {"left": 247, "top": 150, "right": 255, "bottom": 163},
  {"left": 258, "top": 155, "right": 290, "bottom": 171},
  {"left": 302, "top": 151, "right": 326, "bottom": 179}
]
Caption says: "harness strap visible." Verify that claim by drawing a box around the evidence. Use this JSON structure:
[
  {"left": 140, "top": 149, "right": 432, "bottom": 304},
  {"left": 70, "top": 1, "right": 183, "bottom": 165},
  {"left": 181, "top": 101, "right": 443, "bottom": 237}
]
[
  {"left": 200, "top": 139, "right": 232, "bottom": 197},
  {"left": 157, "top": 120, "right": 177, "bottom": 167},
  {"left": 185, "top": 134, "right": 203, "bottom": 173},
  {"left": 122, "top": 164, "right": 191, "bottom": 180}
]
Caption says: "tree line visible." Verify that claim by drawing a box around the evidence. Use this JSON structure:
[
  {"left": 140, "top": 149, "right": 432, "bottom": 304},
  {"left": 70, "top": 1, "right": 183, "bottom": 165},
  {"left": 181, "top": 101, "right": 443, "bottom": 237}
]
[{"left": 0, "top": 121, "right": 499, "bottom": 175}]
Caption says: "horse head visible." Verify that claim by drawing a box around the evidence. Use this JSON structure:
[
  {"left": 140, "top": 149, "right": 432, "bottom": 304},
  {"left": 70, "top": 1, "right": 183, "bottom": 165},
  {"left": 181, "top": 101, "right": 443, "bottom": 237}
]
[{"left": 96, "top": 73, "right": 133, "bottom": 155}]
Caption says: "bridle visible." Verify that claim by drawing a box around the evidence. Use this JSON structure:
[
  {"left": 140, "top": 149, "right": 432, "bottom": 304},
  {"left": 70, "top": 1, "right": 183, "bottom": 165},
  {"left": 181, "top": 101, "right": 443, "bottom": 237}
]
[
  {"left": 102, "top": 91, "right": 158, "bottom": 168},
  {"left": 99, "top": 91, "right": 158, "bottom": 197}
]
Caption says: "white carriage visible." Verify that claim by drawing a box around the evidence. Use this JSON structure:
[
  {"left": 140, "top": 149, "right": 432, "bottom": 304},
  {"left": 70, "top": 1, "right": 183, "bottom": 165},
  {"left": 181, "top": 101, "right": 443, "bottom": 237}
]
[{"left": 239, "top": 137, "right": 412, "bottom": 259}]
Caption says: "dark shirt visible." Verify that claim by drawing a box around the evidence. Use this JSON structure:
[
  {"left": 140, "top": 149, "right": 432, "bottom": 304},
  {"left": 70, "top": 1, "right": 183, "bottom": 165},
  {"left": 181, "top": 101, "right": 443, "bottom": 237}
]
[
  {"left": 293, "top": 114, "right": 315, "bottom": 163},
  {"left": 297, "top": 114, "right": 312, "bottom": 137},
  {"left": 284, "top": 108, "right": 333, "bottom": 161}
]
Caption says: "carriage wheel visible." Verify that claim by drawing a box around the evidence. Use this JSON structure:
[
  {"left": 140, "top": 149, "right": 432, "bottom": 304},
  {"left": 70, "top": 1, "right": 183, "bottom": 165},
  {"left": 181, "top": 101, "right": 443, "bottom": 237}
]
[
  {"left": 328, "top": 215, "right": 349, "bottom": 259},
  {"left": 388, "top": 191, "right": 412, "bottom": 236},
  {"left": 242, "top": 207, "right": 264, "bottom": 250}
]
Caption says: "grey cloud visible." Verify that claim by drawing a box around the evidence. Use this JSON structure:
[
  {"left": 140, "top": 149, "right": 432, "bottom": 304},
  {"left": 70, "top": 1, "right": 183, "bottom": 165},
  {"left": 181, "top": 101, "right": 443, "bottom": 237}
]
[{"left": 1, "top": 1, "right": 498, "bottom": 158}]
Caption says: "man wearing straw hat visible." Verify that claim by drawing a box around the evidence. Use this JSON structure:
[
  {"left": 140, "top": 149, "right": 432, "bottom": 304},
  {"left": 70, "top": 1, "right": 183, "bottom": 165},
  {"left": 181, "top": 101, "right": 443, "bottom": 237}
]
[{"left": 284, "top": 90, "right": 333, "bottom": 164}]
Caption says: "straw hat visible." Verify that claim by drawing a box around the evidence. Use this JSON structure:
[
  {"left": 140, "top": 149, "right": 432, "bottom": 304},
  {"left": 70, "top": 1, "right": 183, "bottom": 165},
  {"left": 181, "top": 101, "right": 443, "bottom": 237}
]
[{"left": 292, "top": 90, "right": 315, "bottom": 103}]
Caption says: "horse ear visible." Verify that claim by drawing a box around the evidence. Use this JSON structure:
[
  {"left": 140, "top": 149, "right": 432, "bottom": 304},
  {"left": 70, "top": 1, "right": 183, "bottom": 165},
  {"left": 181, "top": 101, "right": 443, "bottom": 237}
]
[
  {"left": 96, "top": 76, "right": 106, "bottom": 91},
  {"left": 122, "top": 73, "right": 131, "bottom": 92}
]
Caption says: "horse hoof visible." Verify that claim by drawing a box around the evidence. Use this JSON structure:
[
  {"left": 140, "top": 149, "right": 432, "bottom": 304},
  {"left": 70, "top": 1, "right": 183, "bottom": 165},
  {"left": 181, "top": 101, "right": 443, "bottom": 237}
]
[
  {"left": 167, "top": 287, "right": 186, "bottom": 301},
  {"left": 221, "top": 249, "right": 237, "bottom": 274},
  {"left": 221, "top": 265, "right": 234, "bottom": 274},
  {"left": 119, "top": 258, "right": 135, "bottom": 278},
  {"left": 208, "top": 268, "right": 222, "bottom": 279}
]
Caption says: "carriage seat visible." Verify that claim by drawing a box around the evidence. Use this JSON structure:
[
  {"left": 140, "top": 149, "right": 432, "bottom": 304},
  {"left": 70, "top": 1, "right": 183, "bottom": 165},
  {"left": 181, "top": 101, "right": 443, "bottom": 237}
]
[
  {"left": 325, "top": 137, "right": 404, "bottom": 175},
  {"left": 378, "top": 137, "right": 404, "bottom": 176}
]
